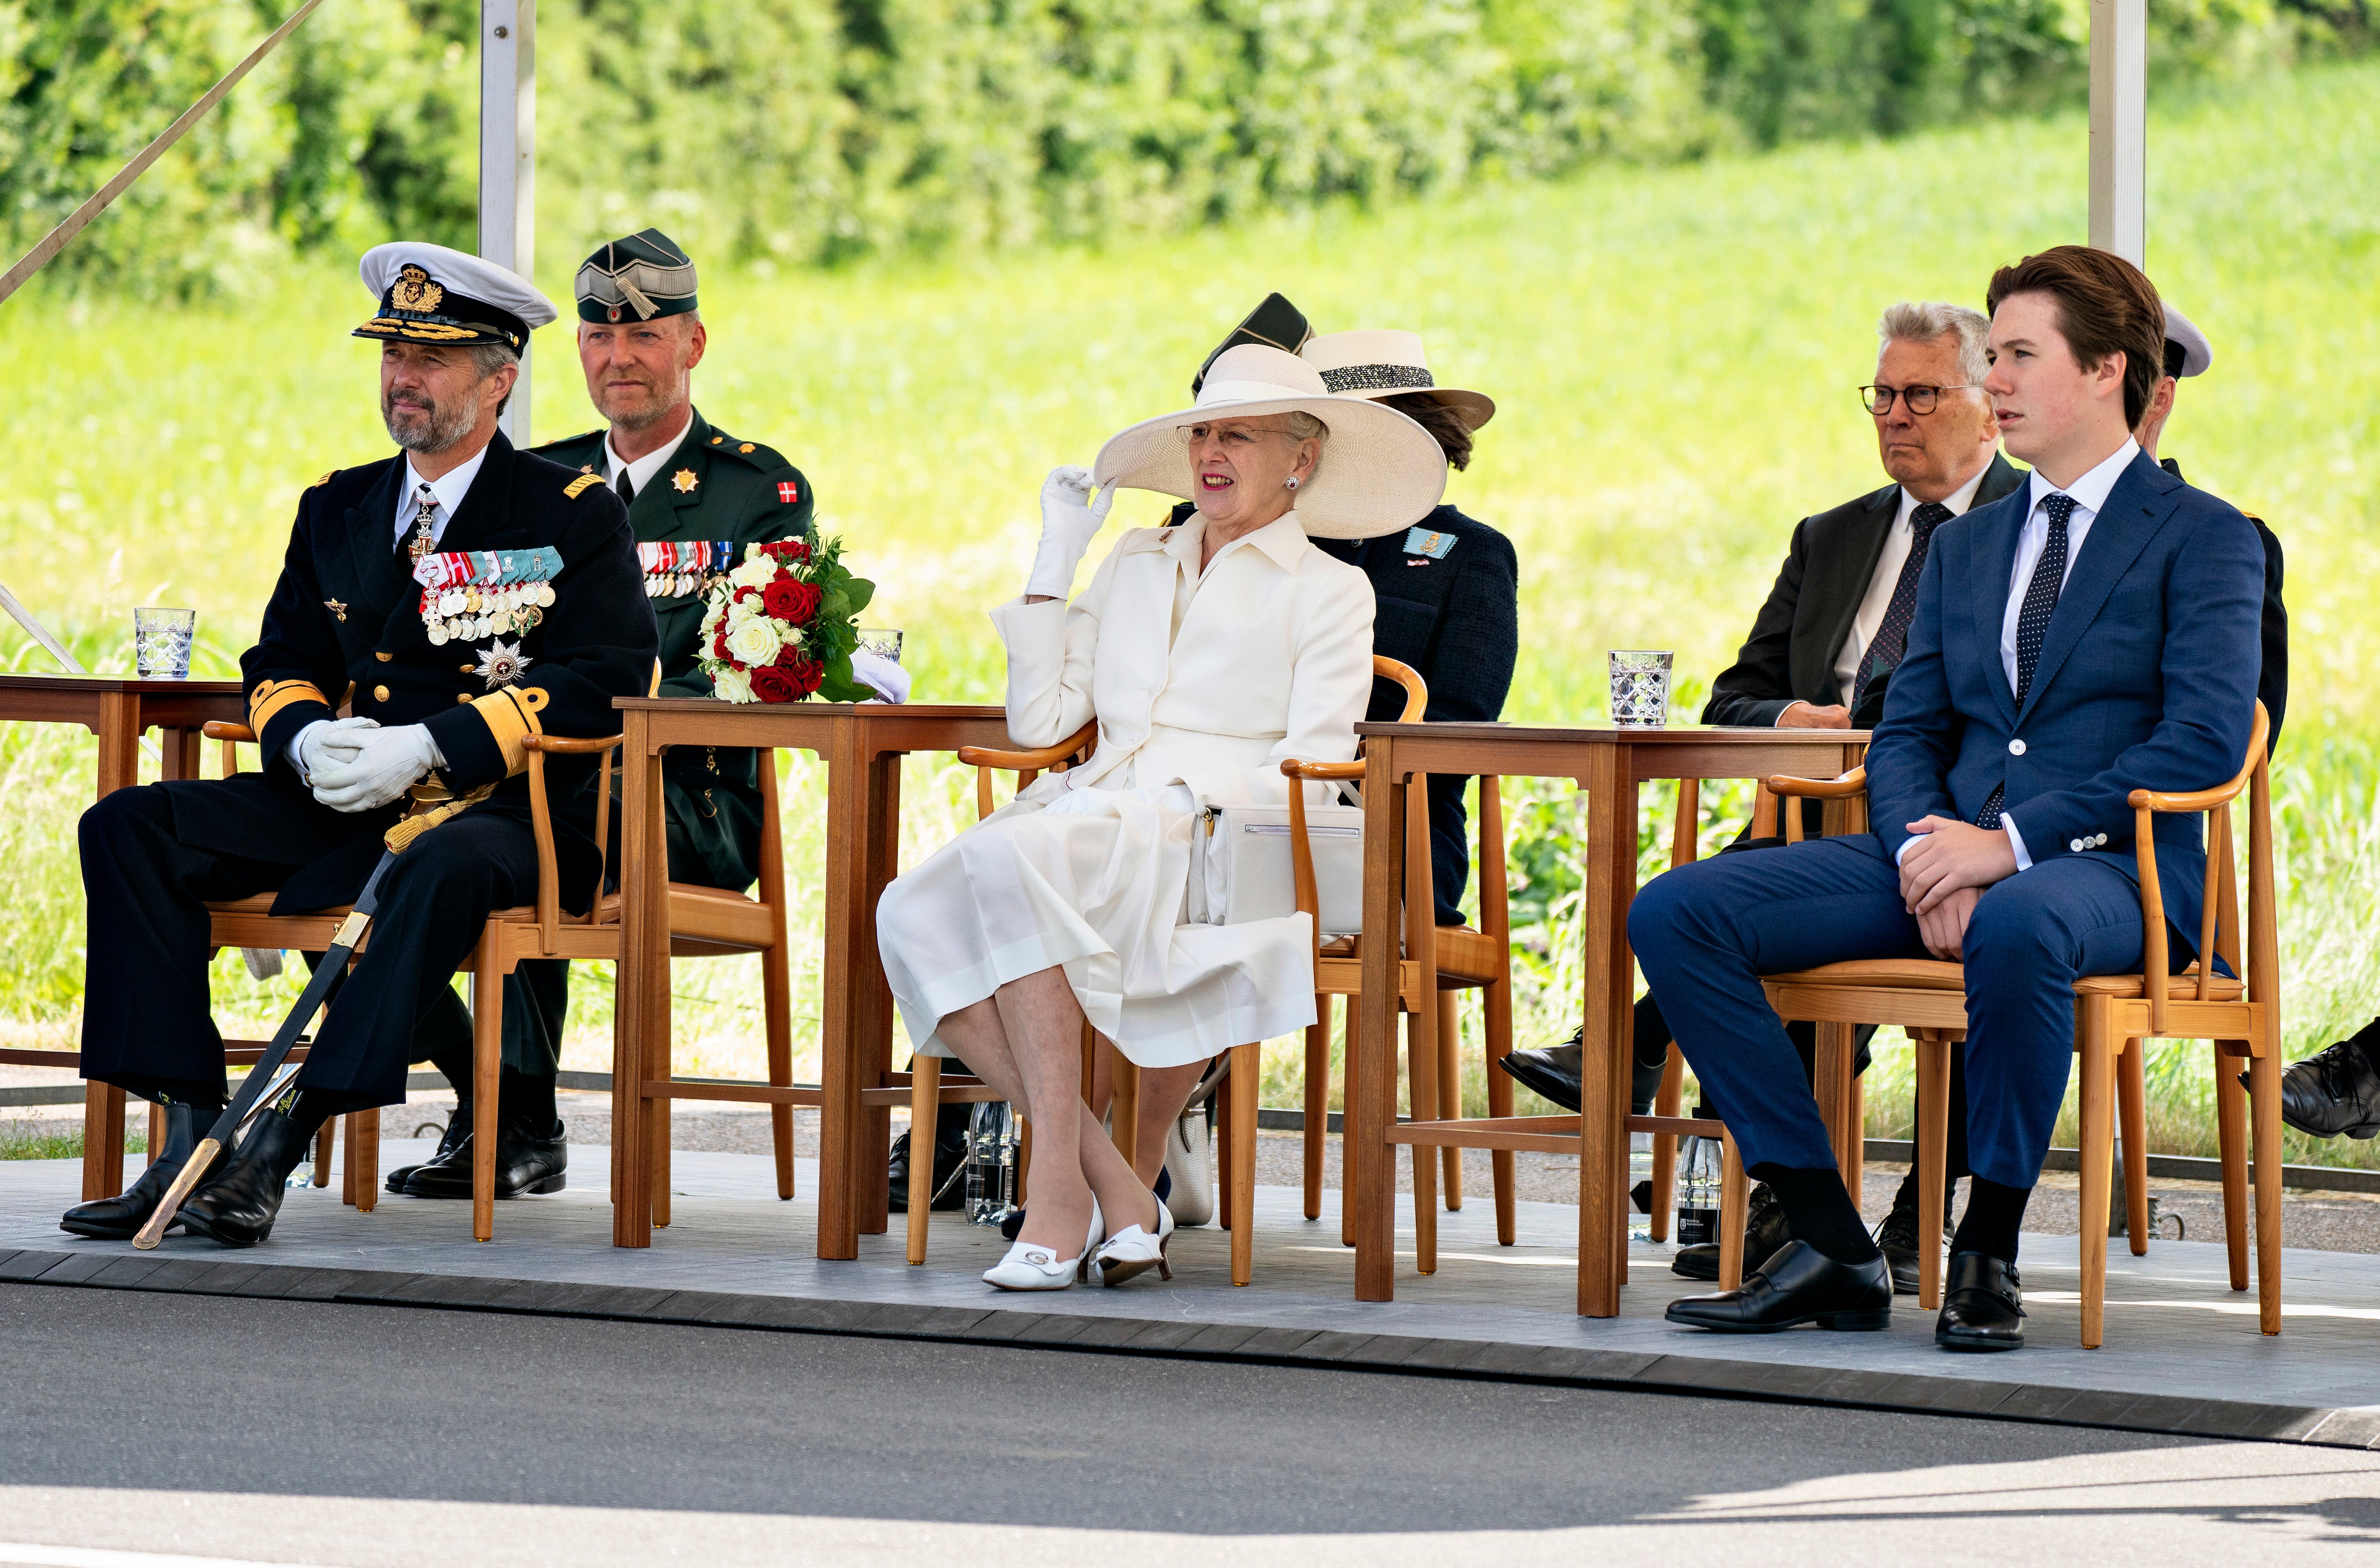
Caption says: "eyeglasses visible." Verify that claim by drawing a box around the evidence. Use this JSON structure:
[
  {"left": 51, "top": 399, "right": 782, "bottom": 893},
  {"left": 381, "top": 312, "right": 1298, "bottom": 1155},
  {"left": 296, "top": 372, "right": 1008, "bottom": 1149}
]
[
  {"left": 1177, "top": 422, "right": 1297, "bottom": 447},
  {"left": 1861, "top": 383, "right": 1983, "bottom": 416}
]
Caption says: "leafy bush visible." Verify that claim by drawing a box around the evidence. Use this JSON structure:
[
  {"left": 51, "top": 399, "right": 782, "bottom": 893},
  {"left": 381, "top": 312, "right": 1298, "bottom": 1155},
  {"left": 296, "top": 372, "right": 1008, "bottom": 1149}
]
[{"left": 6, "top": 0, "right": 2352, "bottom": 295}]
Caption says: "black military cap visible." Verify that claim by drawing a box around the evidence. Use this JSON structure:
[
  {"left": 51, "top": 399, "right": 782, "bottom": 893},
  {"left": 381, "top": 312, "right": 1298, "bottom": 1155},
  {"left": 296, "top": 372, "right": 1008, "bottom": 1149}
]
[
  {"left": 577, "top": 229, "right": 700, "bottom": 324},
  {"left": 1190, "top": 292, "right": 1312, "bottom": 396}
]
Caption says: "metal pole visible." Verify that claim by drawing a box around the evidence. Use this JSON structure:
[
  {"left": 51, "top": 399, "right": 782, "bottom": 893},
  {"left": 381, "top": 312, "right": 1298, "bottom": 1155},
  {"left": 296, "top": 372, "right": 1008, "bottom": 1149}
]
[
  {"left": 479, "top": 0, "right": 536, "bottom": 446},
  {"left": 2088, "top": 0, "right": 2146, "bottom": 264}
]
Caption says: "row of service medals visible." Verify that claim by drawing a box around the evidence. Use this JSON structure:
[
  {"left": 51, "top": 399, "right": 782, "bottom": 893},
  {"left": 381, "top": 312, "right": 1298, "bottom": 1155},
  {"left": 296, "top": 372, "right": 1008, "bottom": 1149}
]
[
  {"left": 641, "top": 540, "right": 737, "bottom": 600},
  {"left": 412, "top": 547, "right": 563, "bottom": 647}
]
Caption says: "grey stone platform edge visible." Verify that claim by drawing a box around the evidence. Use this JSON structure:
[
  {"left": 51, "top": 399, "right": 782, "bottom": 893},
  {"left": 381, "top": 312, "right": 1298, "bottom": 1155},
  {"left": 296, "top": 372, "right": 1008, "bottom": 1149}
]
[{"left": 7, "top": 1244, "right": 2375, "bottom": 1453}]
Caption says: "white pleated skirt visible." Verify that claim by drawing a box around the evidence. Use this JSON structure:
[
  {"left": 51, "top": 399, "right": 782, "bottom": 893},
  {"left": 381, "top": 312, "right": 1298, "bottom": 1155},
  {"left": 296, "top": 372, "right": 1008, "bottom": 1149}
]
[{"left": 876, "top": 780, "right": 1318, "bottom": 1069}]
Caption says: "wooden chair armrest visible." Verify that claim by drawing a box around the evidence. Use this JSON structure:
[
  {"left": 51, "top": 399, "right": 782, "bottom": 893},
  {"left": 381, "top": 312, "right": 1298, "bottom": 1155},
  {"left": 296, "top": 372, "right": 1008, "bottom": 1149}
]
[
  {"left": 2131, "top": 702, "right": 2269, "bottom": 1031},
  {"left": 521, "top": 733, "right": 625, "bottom": 756},
  {"left": 203, "top": 721, "right": 256, "bottom": 742},
  {"left": 2129, "top": 702, "right": 2266, "bottom": 815},
  {"left": 1765, "top": 766, "right": 1867, "bottom": 799},
  {"left": 957, "top": 720, "right": 1097, "bottom": 772},
  {"left": 1281, "top": 759, "right": 1366, "bottom": 782}
]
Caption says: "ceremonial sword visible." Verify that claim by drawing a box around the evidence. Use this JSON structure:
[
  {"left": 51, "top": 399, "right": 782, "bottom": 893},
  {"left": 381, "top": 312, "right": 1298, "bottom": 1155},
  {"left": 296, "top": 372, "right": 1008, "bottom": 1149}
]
[{"left": 131, "top": 850, "right": 395, "bottom": 1250}]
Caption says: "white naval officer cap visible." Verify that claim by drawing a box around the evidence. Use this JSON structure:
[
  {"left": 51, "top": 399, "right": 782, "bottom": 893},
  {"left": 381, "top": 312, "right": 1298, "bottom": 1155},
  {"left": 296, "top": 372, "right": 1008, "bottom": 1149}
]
[
  {"left": 353, "top": 242, "right": 558, "bottom": 354},
  {"left": 2163, "top": 304, "right": 2212, "bottom": 378}
]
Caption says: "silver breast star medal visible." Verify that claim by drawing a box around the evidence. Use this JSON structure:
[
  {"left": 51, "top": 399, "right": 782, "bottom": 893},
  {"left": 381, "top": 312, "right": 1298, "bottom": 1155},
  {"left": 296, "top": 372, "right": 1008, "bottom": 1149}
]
[{"left": 472, "top": 637, "right": 534, "bottom": 690}]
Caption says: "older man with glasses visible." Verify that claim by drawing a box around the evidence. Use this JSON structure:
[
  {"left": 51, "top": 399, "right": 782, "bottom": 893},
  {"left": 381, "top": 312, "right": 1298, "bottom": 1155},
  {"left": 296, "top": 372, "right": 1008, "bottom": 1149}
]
[{"left": 1500, "top": 301, "right": 2023, "bottom": 1292}]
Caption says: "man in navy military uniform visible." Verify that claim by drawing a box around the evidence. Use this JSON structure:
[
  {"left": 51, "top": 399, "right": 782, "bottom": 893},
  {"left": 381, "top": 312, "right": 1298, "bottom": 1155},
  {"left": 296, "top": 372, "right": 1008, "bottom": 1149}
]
[
  {"left": 381, "top": 228, "right": 826, "bottom": 1201},
  {"left": 62, "top": 243, "right": 655, "bottom": 1247}
]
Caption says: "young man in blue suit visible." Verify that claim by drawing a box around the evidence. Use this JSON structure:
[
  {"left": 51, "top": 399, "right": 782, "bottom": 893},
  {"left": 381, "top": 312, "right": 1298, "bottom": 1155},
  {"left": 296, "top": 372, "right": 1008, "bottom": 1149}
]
[{"left": 1632, "top": 246, "right": 2265, "bottom": 1351}]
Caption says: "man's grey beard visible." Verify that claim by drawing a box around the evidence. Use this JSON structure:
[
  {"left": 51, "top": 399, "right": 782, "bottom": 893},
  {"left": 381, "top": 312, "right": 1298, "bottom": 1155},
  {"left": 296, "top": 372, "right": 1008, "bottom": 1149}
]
[
  {"left": 604, "top": 382, "right": 688, "bottom": 434},
  {"left": 382, "top": 385, "right": 482, "bottom": 453}
]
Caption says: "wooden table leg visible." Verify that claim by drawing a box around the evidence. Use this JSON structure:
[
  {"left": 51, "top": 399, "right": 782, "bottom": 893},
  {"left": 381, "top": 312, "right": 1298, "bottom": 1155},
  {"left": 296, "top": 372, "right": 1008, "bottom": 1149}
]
[
  {"left": 80, "top": 693, "right": 142, "bottom": 1202},
  {"left": 816, "top": 717, "right": 868, "bottom": 1260},
  {"left": 157, "top": 725, "right": 201, "bottom": 782},
  {"left": 858, "top": 747, "right": 903, "bottom": 1237},
  {"left": 1577, "top": 742, "right": 1635, "bottom": 1317},
  {"left": 1352, "top": 743, "right": 1405, "bottom": 1302},
  {"left": 611, "top": 712, "right": 662, "bottom": 1248}
]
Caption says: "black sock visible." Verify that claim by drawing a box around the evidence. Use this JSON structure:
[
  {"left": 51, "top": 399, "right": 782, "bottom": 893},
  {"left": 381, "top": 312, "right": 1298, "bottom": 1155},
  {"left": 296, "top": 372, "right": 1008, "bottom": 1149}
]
[
  {"left": 1887, "top": 1166, "right": 1961, "bottom": 1230},
  {"left": 2351, "top": 1017, "right": 2380, "bottom": 1073},
  {"left": 425, "top": 1043, "right": 474, "bottom": 1106},
  {"left": 501, "top": 1066, "right": 559, "bottom": 1134},
  {"left": 1751, "top": 1164, "right": 1880, "bottom": 1266},
  {"left": 1949, "top": 1174, "right": 2030, "bottom": 1263}
]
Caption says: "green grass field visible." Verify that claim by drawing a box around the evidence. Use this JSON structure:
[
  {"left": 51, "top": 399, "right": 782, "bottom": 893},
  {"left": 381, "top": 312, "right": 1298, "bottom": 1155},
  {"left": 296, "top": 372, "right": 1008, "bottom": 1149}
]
[{"left": 3, "top": 60, "right": 2375, "bottom": 1161}]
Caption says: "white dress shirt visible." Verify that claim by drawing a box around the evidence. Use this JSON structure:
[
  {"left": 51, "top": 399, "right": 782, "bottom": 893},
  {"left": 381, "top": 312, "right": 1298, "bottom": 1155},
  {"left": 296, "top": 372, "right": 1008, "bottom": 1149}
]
[
  {"left": 603, "top": 409, "right": 694, "bottom": 501},
  {"left": 390, "top": 442, "right": 490, "bottom": 552},
  {"left": 1825, "top": 462, "right": 1992, "bottom": 704},
  {"left": 1997, "top": 439, "right": 2137, "bottom": 869}
]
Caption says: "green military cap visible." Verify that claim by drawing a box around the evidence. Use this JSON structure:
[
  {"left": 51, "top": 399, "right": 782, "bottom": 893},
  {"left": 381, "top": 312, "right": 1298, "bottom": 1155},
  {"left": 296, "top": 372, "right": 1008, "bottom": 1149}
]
[{"left": 575, "top": 228, "right": 698, "bottom": 324}]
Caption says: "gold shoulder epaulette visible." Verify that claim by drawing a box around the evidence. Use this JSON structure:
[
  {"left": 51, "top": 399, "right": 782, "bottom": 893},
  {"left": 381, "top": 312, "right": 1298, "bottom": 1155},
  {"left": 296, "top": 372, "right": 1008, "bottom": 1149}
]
[{"left": 564, "top": 473, "right": 603, "bottom": 500}]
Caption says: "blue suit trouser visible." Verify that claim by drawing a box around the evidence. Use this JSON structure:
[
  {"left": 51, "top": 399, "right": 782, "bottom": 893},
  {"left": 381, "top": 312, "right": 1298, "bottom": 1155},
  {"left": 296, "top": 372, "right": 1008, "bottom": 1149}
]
[{"left": 1628, "top": 833, "right": 2169, "bottom": 1190}]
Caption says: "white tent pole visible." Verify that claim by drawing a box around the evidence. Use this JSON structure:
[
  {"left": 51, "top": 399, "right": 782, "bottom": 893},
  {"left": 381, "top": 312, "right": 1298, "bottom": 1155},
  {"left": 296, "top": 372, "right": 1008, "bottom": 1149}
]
[
  {"left": 2088, "top": 0, "right": 2147, "bottom": 264},
  {"left": 479, "top": 0, "right": 536, "bottom": 446}
]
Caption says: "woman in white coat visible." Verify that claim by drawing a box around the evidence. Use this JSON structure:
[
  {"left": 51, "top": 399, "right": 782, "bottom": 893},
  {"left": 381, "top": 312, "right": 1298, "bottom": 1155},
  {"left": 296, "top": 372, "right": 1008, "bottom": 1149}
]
[{"left": 876, "top": 345, "right": 1446, "bottom": 1291}]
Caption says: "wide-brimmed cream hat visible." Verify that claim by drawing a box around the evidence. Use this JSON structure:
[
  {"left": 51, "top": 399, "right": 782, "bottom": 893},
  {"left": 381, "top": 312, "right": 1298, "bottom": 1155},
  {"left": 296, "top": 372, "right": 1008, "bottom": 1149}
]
[
  {"left": 1093, "top": 345, "right": 1446, "bottom": 540},
  {"left": 1301, "top": 329, "right": 1495, "bottom": 432}
]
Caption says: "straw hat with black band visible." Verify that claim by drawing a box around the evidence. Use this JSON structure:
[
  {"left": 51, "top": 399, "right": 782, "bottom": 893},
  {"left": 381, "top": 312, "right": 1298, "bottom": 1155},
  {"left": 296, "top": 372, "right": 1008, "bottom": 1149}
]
[
  {"left": 1300, "top": 328, "right": 1494, "bottom": 432},
  {"left": 1093, "top": 345, "right": 1447, "bottom": 541}
]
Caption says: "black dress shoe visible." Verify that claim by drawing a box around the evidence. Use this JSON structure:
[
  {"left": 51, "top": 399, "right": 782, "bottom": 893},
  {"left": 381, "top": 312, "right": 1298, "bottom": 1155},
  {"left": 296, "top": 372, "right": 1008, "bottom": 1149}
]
[
  {"left": 60, "top": 1099, "right": 221, "bottom": 1240},
  {"left": 1873, "top": 1189, "right": 1955, "bottom": 1296},
  {"left": 887, "top": 1126, "right": 969, "bottom": 1213},
  {"left": 385, "top": 1099, "right": 472, "bottom": 1194},
  {"left": 2263, "top": 1036, "right": 2380, "bottom": 1140},
  {"left": 1935, "top": 1251, "right": 2026, "bottom": 1351},
  {"left": 402, "top": 1116, "right": 567, "bottom": 1199},
  {"left": 1671, "top": 1181, "right": 1790, "bottom": 1280},
  {"left": 1666, "top": 1239, "right": 1892, "bottom": 1333},
  {"left": 1496, "top": 1031, "right": 1667, "bottom": 1117},
  {"left": 179, "top": 1110, "right": 312, "bottom": 1247}
]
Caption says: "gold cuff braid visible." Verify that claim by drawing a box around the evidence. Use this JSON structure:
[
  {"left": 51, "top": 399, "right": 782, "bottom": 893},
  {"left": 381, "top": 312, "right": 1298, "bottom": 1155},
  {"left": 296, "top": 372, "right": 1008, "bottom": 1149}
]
[{"left": 248, "top": 679, "right": 329, "bottom": 737}]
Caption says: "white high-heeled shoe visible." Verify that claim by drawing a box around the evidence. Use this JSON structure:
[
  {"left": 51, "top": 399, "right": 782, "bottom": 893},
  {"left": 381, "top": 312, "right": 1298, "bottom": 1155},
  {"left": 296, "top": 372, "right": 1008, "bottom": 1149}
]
[
  {"left": 982, "top": 1197, "right": 1103, "bottom": 1291},
  {"left": 1092, "top": 1194, "right": 1175, "bottom": 1286}
]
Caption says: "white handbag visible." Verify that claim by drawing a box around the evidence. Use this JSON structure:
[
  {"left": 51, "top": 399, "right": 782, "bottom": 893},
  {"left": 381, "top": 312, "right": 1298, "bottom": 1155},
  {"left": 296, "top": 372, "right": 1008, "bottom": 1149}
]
[{"left": 1186, "top": 797, "right": 1365, "bottom": 937}]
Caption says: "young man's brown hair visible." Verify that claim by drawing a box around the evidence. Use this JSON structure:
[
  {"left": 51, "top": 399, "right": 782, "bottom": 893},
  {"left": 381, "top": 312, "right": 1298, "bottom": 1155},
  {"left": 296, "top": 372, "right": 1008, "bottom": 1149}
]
[{"left": 1984, "top": 244, "right": 2165, "bottom": 429}]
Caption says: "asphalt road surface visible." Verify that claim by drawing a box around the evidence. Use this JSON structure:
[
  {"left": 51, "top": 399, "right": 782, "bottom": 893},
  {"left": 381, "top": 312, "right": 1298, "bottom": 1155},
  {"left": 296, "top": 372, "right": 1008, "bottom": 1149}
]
[{"left": 3, "top": 1283, "right": 2376, "bottom": 1566}]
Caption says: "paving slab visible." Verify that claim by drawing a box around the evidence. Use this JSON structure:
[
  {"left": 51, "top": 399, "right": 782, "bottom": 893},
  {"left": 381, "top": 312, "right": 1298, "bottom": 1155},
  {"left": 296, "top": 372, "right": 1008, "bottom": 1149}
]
[{"left": 6, "top": 1141, "right": 2378, "bottom": 1447}]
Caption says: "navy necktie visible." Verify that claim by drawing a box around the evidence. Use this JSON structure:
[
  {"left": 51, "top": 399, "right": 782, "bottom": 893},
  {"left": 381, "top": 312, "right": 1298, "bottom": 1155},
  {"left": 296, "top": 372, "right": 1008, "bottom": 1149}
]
[
  {"left": 1853, "top": 500, "right": 1952, "bottom": 709},
  {"left": 1976, "top": 492, "right": 2076, "bottom": 830}
]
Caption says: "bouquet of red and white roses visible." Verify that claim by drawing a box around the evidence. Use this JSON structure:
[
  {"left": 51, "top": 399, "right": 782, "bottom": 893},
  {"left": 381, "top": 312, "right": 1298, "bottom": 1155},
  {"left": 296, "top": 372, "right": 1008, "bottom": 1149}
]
[{"left": 696, "top": 534, "right": 877, "bottom": 704}]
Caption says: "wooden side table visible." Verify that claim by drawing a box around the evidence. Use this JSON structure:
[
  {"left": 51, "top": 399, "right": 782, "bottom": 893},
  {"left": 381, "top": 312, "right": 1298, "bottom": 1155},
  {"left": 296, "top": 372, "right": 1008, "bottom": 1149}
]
[
  {"left": 1348, "top": 722, "right": 1867, "bottom": 1315},
  {"left": 0, "top": 674, "right": 247, "bottom": 1198},
  {"left": 612, "top": 698, "right": 1011, "bottom": 1253}
]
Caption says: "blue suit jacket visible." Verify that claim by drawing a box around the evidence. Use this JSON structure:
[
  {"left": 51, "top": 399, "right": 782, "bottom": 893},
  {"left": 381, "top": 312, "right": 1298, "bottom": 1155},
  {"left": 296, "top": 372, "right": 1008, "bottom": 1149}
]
[{"left": 1867, "top": 450, "right": 2264, "bottom": 947}]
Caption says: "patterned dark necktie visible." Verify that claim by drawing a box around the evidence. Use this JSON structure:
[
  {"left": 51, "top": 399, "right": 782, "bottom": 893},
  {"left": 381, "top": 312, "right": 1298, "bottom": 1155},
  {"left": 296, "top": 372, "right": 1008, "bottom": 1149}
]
[
  {"left": 1852, "top": 500, "right": 1952, "bottom": 709},
  {"left": 1975, "top": 491, "right": 2076, "bottom": 829}
]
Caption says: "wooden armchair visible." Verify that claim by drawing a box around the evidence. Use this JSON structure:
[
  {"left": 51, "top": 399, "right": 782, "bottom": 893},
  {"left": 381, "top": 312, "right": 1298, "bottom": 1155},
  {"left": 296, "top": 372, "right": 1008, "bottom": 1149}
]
[
  {"left": 900, "top": 718, "right": 1099, "bottom": 1264},
  {"left": 1759, "top": 702, "right": 2281, "bottom": 1346}
]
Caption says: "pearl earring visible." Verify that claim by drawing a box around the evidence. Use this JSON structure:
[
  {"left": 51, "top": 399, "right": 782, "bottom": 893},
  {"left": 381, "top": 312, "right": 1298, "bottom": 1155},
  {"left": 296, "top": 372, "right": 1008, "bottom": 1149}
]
[{"left": 1284, "top": 476, "right": 1300, "bottom": 490}]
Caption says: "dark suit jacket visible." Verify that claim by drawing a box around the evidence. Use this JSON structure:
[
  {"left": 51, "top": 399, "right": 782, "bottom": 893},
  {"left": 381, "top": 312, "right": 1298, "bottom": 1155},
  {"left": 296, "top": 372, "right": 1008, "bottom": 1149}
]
[
  {"left": 2161, "top": 457, "right": 2288, "bottom": 751},
  {"left": 1166, "top": 500, "right": 1517, "bottom": 923},
  {"left": 1869, "top": 450, "right": 2265, "bottom": 950},
  {"left": 1703, "top": 453, "right": 2027, "bottom": 728}
]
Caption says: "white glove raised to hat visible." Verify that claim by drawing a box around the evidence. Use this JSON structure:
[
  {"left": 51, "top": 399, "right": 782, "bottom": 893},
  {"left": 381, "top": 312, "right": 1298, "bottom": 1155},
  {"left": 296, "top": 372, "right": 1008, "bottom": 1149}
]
[
  {"left": 1025, "top": 466, "right": 1114, "bottom": 602},
  {"left": 308, "top": 722, "right": 447, "bottom": 813},
  {"left": 848, "top": 648, "right": 911, "bottom": 704}
]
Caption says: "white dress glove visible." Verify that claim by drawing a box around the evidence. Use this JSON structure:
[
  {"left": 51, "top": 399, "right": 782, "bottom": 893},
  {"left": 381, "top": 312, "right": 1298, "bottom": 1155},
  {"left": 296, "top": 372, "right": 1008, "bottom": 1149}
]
[
  {"left": 1025, "top": 465, "right": 1114, "bottom": 601},
  {"left": 848, "top": 648, "right": 911, "bottom": 704},
  {"left": 292, "top": 715, "right": 380, "bottom": 784},
  {"left": 309, "top": 723, "right": 444, "bottom": 812}
]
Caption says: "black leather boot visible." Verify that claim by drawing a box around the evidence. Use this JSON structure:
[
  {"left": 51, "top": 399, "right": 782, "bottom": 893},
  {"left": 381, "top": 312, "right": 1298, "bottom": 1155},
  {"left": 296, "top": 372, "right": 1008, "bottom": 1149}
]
[
  {"left": 402, "top": 1114, "right": 567, "bottom": 1199},
  {"left": 178, "top": 1109, "right": 312, "bottom": 1247},
  {"left": 59, "top": 1098, "right": 221, "bottom": 1241},
  {"left": 1935, "top": 1251, "right": 2027, "bottom": 1351},
  {"left": 385, "top": 1096, "right": 472, "bottom": 1194}
]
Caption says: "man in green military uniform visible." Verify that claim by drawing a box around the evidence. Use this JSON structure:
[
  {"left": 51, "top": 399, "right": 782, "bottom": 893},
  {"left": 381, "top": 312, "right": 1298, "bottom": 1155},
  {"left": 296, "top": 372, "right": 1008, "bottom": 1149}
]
[{"left": 389, "top": 229, "right": 820, "bottom": 1200}]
